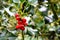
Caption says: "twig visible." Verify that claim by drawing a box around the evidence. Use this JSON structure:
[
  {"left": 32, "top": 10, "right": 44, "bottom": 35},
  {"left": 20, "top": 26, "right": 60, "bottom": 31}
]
[{"left": 22, "top": 31, "right": 24, "bottom": 40}]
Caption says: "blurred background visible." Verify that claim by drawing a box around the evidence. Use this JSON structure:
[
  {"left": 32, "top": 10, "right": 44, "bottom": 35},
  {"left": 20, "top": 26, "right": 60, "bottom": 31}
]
[{"left": 0, "top": 0, "right": 60, "bottom": 40}]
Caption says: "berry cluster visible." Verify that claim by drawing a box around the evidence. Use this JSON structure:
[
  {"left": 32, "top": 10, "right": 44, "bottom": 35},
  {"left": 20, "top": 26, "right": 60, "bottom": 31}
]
[{"left": 15, "top": 13, "right": 27, "bottom": 31}]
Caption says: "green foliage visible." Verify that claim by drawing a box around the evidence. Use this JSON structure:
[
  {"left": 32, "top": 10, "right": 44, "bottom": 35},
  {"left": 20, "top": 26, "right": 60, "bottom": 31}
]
[{"left": 0, "top": 0, "right": 60, "bottom": 40}]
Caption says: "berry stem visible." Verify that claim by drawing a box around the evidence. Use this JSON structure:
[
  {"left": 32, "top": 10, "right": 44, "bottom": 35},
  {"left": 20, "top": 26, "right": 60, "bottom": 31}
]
[
  {"left": 22, "top": 30, "right": 24, "bottom": 40},
  {"left": 37, "top": 36, "right": 38, "bottom": 40}
]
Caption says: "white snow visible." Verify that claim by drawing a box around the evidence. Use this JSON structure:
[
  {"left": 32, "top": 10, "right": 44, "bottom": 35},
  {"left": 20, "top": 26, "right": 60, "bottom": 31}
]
[
  {"left": 4, "top": 7, "right": 15, "bottom": 16},
  {"left": 39, "top": 6, "right": 47, "bottom": 12},
  {"left": 25, "top": 16, "right": 31, "bottom": 24}
]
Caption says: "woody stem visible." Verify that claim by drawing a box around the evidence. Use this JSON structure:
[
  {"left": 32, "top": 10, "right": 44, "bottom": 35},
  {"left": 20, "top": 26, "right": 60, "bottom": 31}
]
[{"left": 22, "top": 31, "right": 24, "bottom": 40}]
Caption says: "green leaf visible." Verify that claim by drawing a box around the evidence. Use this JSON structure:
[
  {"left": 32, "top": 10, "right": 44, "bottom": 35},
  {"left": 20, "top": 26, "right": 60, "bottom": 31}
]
[
  {"left": 0, "top": 37, "right": 8, "bottom": 40},
  {"left": 24, "top": 35, "right": 30, "bottom": 40},
  {"left": 20, "top": 0, "right": 24, "bottom": 2},
  {"left": 13, "top": 0, "right": 20, "bottom": 3},
  {"left": 36, "top": 20, "right": 45, "bottom": 28},
  {"left": 8, "top": 37, "right": 16, "bottom": 40}
]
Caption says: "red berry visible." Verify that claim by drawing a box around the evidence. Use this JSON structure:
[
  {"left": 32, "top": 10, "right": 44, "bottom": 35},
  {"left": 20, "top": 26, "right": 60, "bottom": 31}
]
[
  {"left": 16, "top": 24, "right": 24, "bottom": 30},
  {"left": 15, "top": 13, "right": 19, "bottom": 17},
  {"left": 21, "top": 27, "right": 25, "bottom": 31},
  {"left": 16, "top": 17, "right": 20, "bottom": 21},
  {"left": 18, "top": 21, "right": 23, "bottom": 25},
  {"left": 19, "top": 25, "right": 25, "bottom": 30},
  {"left": 23, "top": 23, "right": 27, "bottom": 26},
  {"left": 22, "top": 18, "right": 26, "bottom": 23},
  {"left": 19, "top": 25, "right": 24, "bottom": 28},
  {"left": 16, "top": 25, "right": 20, "bottom": 29}
]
